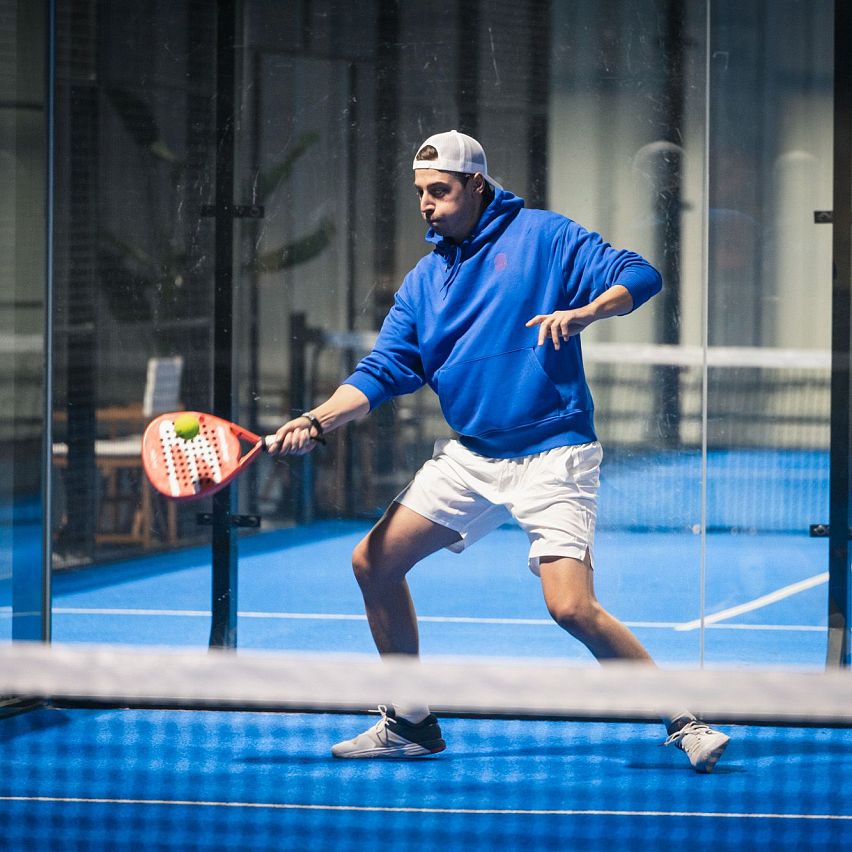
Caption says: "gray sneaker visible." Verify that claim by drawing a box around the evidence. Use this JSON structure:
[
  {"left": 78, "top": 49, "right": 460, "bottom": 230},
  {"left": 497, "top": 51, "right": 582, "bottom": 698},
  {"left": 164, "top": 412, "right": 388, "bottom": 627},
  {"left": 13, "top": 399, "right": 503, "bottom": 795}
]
[
  {"left": 331, "top": 706, "right": 446, "bottom": 758},
  {"left": 664, "top": 720, "right": 730, "bottom": 773}
]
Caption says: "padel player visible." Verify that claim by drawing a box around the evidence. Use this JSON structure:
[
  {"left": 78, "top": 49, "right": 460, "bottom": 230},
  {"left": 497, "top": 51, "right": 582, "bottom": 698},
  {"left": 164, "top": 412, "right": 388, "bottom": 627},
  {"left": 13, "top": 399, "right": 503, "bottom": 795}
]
[{"left": 269, "top": 130, "right": 730, "bottom": 772}]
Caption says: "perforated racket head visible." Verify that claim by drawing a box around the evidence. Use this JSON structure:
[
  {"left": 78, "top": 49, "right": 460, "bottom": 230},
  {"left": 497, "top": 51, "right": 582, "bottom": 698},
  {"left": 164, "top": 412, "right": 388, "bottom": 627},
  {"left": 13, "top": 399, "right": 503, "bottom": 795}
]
[{"left": 142, "top": 412, "right": 263, "bottom": 502}]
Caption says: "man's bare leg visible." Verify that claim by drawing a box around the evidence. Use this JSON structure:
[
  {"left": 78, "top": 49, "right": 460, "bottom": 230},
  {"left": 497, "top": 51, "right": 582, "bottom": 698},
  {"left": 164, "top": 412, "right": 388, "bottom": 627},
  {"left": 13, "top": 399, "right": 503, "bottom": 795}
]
[
  {"left": 538, "top": 551, "right": 652, "bottom": 662},
  {"left": 330, "top": 503, "right": 459, "bottom": 758},
  {"left": 351, "top": 501, "right": 461, "bottom": 656},
  {"left": 539, "top": 551, "right": 730, "bottom": 772}
]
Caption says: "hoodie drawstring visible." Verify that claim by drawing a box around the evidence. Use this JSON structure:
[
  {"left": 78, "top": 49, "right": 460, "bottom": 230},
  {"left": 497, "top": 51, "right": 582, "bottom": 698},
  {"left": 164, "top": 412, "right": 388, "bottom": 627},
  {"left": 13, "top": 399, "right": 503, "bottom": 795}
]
[{"left": 440, "top": 244, "right": 463, "bottom": 297}]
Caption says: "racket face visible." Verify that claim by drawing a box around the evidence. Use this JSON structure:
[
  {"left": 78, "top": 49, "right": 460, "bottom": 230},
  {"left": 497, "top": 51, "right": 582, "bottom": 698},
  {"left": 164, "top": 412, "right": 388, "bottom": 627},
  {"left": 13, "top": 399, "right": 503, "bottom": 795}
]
[{"left": 142, "top": 412, "right": 260, "bottom": 501}]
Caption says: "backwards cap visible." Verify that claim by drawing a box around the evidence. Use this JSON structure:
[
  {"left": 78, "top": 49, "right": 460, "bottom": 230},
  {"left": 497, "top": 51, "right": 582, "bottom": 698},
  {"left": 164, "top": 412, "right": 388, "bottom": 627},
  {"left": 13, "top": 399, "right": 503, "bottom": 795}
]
[{"left": 413, "top": 130, "right": 503, "bottom": 190}]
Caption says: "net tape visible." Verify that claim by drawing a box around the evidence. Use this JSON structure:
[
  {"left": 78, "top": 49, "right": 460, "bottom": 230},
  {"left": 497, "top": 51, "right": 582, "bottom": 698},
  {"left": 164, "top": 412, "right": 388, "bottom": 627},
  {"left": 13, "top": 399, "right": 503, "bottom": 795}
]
[{"left": 1, "top": 643, "right": 850, "bottom": 724}]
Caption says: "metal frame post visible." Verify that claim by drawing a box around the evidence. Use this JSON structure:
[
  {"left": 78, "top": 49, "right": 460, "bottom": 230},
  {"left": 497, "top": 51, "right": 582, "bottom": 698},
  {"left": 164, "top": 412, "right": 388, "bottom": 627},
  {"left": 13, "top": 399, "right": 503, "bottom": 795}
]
[
  {"left": 209, "top": 0, "right": 239, "bottom": 649},
  {"left": 827, "top": 0, "right": 852, "bottom": 668}
]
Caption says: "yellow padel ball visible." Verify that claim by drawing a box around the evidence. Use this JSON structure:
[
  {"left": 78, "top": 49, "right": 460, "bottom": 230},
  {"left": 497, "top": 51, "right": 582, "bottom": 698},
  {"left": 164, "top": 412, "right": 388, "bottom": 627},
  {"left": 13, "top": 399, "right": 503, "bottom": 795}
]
[{"left": 173, "top": 413, "right": 200, "bottom": 440}]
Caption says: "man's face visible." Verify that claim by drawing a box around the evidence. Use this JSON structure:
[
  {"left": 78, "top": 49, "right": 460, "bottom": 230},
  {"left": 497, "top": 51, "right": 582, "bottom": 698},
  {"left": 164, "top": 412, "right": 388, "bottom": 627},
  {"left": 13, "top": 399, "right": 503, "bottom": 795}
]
[{"left": 414, "top": 169, "right": 485, "bottom": 243}]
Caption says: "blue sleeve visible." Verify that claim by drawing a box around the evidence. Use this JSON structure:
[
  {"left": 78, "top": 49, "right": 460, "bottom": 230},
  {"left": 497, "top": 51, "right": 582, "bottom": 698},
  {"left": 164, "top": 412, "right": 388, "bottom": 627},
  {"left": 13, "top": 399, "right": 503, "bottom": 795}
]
[
  {"left": 559, "top": 221, "right": 662, "bottom": 312},
  {"left": 342, "top": 288, "right": 426, "bottom": 411}
]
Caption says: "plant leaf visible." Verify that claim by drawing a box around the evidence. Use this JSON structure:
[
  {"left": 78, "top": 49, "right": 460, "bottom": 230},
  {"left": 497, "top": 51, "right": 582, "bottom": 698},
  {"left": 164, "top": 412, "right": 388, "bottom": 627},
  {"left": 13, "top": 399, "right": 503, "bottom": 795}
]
[
  {"left": 252, "top": 217, "right": 335, "bottom": 272},
  {"left": 255, "top": 131, "right": 321, "bottom": 202},
  {"left": 107, "top": 87, "right": 180, "bottom": 164},
  {"left": 100, "top": 230, "right": 159, "bottom": 273},
  {"left": 98, "top": 250, "right": 155, "bottom": 322}
]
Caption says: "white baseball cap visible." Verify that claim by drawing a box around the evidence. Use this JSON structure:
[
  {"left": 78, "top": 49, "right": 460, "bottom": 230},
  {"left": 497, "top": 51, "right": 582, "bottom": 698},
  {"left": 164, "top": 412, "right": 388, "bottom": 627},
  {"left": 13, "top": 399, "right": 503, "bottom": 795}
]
[{"left": 413, "top": 130, "right": 503, "bottom": 190}]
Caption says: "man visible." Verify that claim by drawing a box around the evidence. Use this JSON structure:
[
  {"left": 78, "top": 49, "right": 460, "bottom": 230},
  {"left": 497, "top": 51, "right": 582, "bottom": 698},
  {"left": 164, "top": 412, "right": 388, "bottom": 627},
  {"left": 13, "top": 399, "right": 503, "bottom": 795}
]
[{"left": 270, "top": 130, "right": 730, "bottom": 772}]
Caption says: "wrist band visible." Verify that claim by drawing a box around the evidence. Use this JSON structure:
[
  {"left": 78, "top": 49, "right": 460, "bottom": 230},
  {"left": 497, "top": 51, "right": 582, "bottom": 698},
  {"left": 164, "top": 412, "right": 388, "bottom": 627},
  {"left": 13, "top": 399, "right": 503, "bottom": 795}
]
[{"left": 300, "top": 412, "right": 325, "bottom": 443}]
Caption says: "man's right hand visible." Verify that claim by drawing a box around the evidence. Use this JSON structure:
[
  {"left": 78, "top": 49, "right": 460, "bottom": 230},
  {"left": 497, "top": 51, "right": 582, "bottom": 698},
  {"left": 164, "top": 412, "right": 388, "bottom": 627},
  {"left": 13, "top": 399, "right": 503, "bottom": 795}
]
[
  {"left": 265, "top": 383, "right": 370, "bottom": 458},
  {"left": 266, "top": 415, "right": 321, "bottom": 458}
]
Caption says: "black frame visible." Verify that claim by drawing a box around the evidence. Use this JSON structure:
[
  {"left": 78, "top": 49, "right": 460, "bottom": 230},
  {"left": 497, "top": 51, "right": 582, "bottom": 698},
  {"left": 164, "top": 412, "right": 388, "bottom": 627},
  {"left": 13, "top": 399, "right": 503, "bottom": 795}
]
[
  {"left": 208, "top": 0, "right": 240, "bottom": 649},
  {"left": 827, "top": 0, "right": 852, "bottom": 668}
]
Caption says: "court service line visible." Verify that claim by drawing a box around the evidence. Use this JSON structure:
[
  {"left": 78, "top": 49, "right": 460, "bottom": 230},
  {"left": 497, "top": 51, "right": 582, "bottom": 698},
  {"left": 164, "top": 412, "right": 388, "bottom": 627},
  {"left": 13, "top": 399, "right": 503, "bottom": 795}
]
[
  {"left": 44, "top": 607, "right": 824, "bottom": 632},
  {"left": 1, "top": 795, "right": 850, "bottom": 822},
  {"left": 49, "top": 607, "right": 665, "bottom": 628},
  {"left": 676, "top": 572, "right": 829, "bottom": 631}
]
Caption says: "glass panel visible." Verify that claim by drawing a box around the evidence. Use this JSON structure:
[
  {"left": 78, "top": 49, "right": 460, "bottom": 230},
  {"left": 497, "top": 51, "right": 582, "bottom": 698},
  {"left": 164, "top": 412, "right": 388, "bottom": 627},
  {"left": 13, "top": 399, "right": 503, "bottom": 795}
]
[
  {"left": 50, "top": 1, "right": 218, "bottom": 643},
  {"left": 0, "top": 0, "right": 47, "bottom": 642},
  {"left": 55, "top": 1, "right": 833, "bottom": 672},
  {"left": 705, "top": 0, "right": 833, "bottom": 666},
  {"left": 232, "top": 0, "right": 707, "bottom": 664},
  {"left": 548, "top": 1, "right": 707, "bottom": 663}
]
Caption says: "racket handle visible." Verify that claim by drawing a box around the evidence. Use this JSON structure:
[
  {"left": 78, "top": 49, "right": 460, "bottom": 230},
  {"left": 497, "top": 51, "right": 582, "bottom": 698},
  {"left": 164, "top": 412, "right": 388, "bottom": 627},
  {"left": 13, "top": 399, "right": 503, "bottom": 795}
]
[{"left": 261, "top": 433, "right": 326, "bottom": 452}]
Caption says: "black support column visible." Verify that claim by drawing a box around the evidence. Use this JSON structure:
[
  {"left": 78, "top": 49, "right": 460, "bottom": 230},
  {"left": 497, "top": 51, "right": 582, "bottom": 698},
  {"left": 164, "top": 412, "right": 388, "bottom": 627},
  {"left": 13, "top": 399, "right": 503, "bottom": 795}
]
[
  {"left": 208, "top": 0, "right": 239, "bottom": 650},
  {"left": 827, "top": 0, "right": 852, "bottom": 668},
  {"left": 527, "top": 0, "right": 550, "bottom": 210},
  {"left": 654, "top": 0, "right": 685, "bottom": 447},
  {"left": 456, "top": 0, "right": 479, "bottom": 137}
]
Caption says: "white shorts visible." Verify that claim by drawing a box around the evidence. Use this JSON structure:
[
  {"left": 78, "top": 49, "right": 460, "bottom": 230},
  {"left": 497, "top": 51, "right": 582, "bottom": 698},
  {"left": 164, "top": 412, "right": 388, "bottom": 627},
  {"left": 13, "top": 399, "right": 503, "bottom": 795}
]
[{"left": 395, "top": 438, "right": 602, "bottom": 575}]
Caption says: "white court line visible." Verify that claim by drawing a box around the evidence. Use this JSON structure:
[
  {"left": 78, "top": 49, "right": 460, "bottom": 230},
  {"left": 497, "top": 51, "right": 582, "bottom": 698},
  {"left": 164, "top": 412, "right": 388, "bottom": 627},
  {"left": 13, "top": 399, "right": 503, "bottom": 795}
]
[
  {"left": 39, "top": 607, "right": 825, "bottom": 633},
  {"left": 704, "top": 623, "right": 825, "bottom": 632},
  {"left": 0, "top": 796, "right": 850, "bottom": 821},
  {"left": 49, "top": 608, "right": 664, "bottom": 628},
  {"left": 676, "top": 572, "right": 829, "bottom": 631}
]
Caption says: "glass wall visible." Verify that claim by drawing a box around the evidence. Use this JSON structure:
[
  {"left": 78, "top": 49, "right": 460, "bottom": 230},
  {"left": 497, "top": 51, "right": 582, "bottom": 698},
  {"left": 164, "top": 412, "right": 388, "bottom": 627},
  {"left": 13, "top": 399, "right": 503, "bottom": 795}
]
[
  {"left": 547, "top": 1, "right": 708, "bottom": 663},
  {"left": 232, "top": 0, "right": 705, "bottom": 663},
  {"left": 704, "top": 0, "right": 833, "bottom": 664},
  {"left": 0, "top": 0, "right": 835, "bottom": 665},
  {"left": 50, "top": 0, "right": 218, "bottom": 570}
]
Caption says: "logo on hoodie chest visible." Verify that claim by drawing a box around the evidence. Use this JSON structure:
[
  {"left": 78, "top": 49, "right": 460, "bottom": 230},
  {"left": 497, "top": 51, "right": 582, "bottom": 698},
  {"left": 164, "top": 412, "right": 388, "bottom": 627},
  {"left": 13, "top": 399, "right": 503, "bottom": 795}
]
[{"left": 493, "top": 252, "right": 508, "bottom": 273}]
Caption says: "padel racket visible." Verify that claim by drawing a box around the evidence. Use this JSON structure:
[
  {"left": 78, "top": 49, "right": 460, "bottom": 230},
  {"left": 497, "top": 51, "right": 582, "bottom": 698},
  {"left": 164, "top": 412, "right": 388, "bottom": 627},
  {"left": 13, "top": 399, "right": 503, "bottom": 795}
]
[{"left": 142, "top": 411, "right": 273, "bottom": 502}]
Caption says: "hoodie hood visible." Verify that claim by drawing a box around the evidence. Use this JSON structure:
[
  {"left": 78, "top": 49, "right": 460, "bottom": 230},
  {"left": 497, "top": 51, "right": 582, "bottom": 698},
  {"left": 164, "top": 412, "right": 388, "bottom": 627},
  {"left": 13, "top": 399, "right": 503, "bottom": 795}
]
[{"left": 426, "top": 189, "right": 525, "bottom": 293}]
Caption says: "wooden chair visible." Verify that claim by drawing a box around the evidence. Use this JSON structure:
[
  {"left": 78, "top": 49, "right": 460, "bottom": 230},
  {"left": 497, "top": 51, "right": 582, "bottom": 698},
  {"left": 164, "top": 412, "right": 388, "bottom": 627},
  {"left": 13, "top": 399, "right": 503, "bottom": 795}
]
[{"left": 54, "top": 356, "right": 184, "bottom": 549}]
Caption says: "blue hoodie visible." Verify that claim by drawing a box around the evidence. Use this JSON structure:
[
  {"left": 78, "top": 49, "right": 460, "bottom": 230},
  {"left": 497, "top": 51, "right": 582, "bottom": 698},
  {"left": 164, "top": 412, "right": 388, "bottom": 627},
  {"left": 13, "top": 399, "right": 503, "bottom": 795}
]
[{"left": 344, "top": 189, "right": 661, "bottom": 458}]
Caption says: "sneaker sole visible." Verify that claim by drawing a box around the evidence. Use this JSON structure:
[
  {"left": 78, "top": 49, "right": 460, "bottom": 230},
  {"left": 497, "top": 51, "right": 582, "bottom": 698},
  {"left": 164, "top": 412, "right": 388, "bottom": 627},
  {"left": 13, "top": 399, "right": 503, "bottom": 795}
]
[{"left": 331, "top": 738, "right": 446, "bottom": 759}]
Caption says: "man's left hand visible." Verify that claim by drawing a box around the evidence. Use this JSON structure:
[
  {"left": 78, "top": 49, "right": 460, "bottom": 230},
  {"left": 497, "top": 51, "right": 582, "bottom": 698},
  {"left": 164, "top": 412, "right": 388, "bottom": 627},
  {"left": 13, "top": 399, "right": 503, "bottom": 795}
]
[{"left": 525, "top": 309, "right": 594, "bottom": 350}]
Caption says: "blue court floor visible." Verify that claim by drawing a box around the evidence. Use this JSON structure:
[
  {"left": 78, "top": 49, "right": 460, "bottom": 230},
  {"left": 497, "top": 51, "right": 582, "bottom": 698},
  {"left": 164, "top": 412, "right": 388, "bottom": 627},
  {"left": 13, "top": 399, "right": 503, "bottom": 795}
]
[
  {"left": 42, "top": 520, "right": 829, "bottom": 667},
  {"left": 1, "top": 705, "right": 850, "bottom": 851}
]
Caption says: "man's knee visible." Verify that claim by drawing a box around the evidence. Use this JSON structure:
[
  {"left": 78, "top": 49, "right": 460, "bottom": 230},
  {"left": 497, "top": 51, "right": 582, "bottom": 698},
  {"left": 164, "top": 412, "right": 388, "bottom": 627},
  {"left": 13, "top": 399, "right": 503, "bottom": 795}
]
[
  {"left": 546, "top": 597, "right": 603, "bottom": 636},
  {"left": 351, "top": 538, "right": 376, "bottom": 588},
  {"left": 351, "top": 535, "right": 406, "bottom": 590}
]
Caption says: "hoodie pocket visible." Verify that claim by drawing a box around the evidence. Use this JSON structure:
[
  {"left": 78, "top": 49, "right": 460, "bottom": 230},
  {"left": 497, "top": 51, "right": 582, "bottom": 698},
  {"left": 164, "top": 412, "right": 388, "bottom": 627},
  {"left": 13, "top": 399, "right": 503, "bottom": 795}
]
[{"left": 436, "top": 347, "right": 564, "bottom": 437}]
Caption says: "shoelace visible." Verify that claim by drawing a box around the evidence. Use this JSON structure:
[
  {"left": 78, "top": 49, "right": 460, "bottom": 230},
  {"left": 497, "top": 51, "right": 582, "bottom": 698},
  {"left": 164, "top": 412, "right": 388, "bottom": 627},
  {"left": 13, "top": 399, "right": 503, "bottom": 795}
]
[
  {"left": 663, "top": 720, "right": 714, "bottom": 748},
  {"left": 368, "top": 705, "right": 394, "bottom": 745}
]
